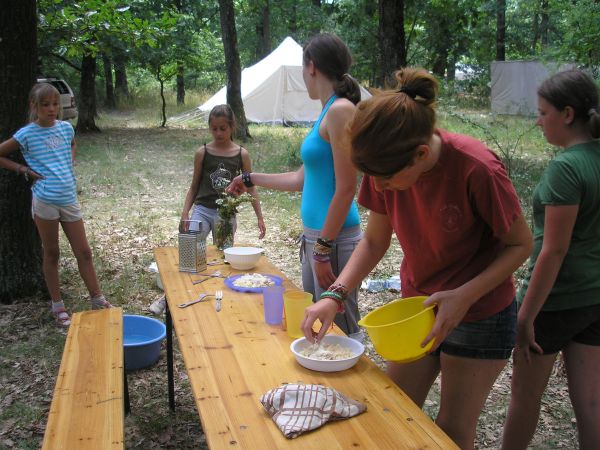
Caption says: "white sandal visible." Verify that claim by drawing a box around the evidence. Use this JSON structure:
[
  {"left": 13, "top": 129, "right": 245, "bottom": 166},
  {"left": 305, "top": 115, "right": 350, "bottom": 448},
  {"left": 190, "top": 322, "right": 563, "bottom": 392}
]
[
  {"left": 52, "top": 308, "right": 71, "bottom": 327},
  {"left": 91, "top": 295, "right": 112, "bottom": 310}
]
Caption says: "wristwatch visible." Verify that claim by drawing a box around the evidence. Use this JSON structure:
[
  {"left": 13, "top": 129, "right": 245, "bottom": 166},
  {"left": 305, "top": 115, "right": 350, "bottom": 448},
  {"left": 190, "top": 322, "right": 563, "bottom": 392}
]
[{"left": 242, "top": 172, "right": 254, "bottom": 188}]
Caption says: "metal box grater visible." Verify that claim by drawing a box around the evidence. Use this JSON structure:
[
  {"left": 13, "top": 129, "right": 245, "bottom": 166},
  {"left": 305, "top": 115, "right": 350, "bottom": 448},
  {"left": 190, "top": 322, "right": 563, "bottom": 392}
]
[{"left": 178, "top": 221, "right": 207, "bottom": 273}]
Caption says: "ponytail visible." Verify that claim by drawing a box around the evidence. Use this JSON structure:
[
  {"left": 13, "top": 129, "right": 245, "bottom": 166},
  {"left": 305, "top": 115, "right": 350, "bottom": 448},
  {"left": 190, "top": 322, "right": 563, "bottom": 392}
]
[
  {"left": 335, "top": 73, "right": 361, "bottom": 105},
  {"left": 589, "top": 108, "right": 600, "bottom": 139}
]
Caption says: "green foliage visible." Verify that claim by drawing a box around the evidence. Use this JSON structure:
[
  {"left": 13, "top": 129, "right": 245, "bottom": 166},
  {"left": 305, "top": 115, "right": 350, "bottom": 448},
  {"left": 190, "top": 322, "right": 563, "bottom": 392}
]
[
  {"left": 552, "top": 0, "right": 600, "bottom": 66},
  {"left": 38, "top": 0, "right": 161, "bottom": 58}
]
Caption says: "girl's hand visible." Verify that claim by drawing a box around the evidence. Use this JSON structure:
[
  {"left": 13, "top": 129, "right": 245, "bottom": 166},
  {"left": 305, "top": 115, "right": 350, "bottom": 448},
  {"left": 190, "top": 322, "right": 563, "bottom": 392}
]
[
  {"left": 257, "top": 218, "right": 266, "bottom": 239},
  {"left": 421, "top": 289, "right": 472, "bottom": 351},
  {"left": 513, "top": 317, "right": 543, "bottom": 364},
  {"left": 179, "top": 219, "right": 190, "bottom": 233},
  {"left": 28, "top": 170, "right": 44, "bottom": 183},
  {"left": 314, "top": 260, "right": 336, "bottom": 289},
  {"left": 301, "top": 298, "right": 338, "bottom": 343},
  {"left": 226, "top": 175, "right": 246, "bottom": 196}
]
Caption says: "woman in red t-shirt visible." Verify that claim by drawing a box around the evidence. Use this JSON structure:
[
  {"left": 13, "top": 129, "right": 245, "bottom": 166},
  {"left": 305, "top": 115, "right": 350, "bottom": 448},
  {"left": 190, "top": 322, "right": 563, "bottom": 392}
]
[{"left": 301, "top": 68, "right": 532, "bottom": 449}]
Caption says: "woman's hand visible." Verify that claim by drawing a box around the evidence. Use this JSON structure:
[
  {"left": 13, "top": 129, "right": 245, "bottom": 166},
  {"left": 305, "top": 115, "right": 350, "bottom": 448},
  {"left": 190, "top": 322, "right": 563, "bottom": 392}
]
[
  {"left": 421, "top": 289, "right": 472, "bottom": 351},
  {"left": 301, "top": 298, "right": 338, "bottom": 343},
  {"left": 226, "top": 175, "right": 246, "bottom": 196},
  {"left": 314, "top": 260, "right": 336, "bottom": 289},
  {"left": 513, "top": 316, "right": 543, "bottom": 364}
]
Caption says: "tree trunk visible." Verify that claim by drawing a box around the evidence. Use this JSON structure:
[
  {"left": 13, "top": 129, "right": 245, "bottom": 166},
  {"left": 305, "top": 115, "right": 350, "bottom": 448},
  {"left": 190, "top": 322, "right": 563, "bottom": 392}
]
[
  {"left": 378, "top": 0, "right": 406, "bottom": 87},
  {"left": 431, "top": 45, "right": 449, "bottom": 79},
  {"left": 310, "top": 0, "right": 321, "bottom": 36},
  {"left": 102, "top": 53, "right": 116, "bottom": 109},
  {"left": 218, "top": 0, "right": 250, "bottom": 140},
  {"left": 157, "top": 69, "right": 167, "bottom": 128},
  {"left": 289, "top": 2, "right": 297, "bottom": 35},
  {"left": 540, "top": 0, "right": 549, "bottom": 49},
  {"left": 176, "top": 61, "right": 185, "bottom": 105},
  {"left": 255, "top": 0, "right": 271, "bottom": 60},
  {"left": 0, "top": 0, "right": 45, "bottom": 303},
  {"left": 76, "top": 53, "right": 100, "bottom": 133},
  {"left": 114, "top": 52, "right": 129, "bottom": 105},
  {"left": 496, "top": 0, "right": 506, "bottom": 61}
]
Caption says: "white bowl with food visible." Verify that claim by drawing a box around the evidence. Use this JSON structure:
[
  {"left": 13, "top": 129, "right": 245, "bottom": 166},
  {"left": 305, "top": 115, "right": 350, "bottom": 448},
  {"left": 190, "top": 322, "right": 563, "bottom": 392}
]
[
  {"left": 224, "top": 246, "right": 263, "bottom": 270},
  {"left": 290, "top": 335, "right": 365, "bottom": 372}
]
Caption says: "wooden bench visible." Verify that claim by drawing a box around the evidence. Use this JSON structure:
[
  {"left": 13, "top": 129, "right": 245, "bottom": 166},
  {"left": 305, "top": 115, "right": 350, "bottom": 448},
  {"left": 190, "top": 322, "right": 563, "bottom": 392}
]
[{"left": 42, "top": 307, "right": 127, "bottom": 450}]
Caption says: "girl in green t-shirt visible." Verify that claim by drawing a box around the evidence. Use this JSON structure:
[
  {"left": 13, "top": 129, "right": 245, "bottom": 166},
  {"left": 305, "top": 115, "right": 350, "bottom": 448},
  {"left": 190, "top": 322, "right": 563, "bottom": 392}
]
[{"left": 503, "top": 70, "right": 600, "bottom": 449}]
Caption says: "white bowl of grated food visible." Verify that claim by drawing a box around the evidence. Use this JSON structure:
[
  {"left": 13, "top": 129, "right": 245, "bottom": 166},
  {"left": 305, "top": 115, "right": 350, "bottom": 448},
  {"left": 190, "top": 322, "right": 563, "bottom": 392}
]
[{"left": 290, "top": 335, "right": 365, "bottom": 372}]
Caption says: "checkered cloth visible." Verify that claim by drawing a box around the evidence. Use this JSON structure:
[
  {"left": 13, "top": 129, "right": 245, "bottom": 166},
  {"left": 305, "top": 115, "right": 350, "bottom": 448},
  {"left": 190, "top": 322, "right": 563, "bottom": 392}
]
[{"left": 260, "top": 383, "right": 366, "bottom": 438}]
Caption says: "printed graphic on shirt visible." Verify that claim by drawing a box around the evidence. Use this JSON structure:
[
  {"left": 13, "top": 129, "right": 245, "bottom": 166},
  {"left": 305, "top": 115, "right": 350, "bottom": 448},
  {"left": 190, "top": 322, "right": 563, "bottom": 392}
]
[
  {"left": 46, "top": 134, "right": 63, "bottom": 150},
  {"left": 439, "top": 204, "right": 462, "bottom": 232},
  {"left": 210, "top": 163, "right": 232, "bottom": 192}
]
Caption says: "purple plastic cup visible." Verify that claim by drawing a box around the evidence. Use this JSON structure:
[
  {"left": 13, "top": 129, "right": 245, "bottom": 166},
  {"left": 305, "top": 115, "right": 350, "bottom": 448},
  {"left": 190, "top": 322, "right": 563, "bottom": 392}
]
[{"left": 263, "top": 285, "right": 285, "bottom": 325}]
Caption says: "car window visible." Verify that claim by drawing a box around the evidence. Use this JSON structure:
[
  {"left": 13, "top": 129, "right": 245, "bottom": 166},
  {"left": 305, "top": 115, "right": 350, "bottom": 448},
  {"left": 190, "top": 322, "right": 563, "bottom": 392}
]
[{"left": 49, "top": 81, "right": 69, "bottom": 95}]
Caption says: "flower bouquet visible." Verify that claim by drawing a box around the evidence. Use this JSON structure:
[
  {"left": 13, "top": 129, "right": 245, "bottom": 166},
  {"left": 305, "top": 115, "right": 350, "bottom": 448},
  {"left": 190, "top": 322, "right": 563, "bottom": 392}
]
[{"left": 214, "top": 192, "right": 255, "bottom": 250}]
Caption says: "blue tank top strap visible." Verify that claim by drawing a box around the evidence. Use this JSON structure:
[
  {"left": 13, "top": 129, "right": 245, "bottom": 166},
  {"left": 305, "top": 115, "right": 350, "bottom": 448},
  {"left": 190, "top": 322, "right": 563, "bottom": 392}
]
[{"left": 314, "top": 95, "right": 337, "bottom": 128}]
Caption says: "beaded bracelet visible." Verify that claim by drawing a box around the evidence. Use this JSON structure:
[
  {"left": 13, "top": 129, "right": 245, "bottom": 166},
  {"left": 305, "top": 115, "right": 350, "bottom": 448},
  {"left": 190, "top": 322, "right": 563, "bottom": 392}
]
[
  {"left": 313, "top": 241, "right": 332, "bottom": 255},
  {"left": 319, "top": 291, "right": 345, "bottom": 313},
  {"left": 312, "top": 253, "right": 331, "bottom": 263},
  {"left": 316, "top": 237, "right": 333, "bottom": 248},
  {"left": 328, "top": 283, "right": 349, "bottom": 298},
  {"left": 242, "top": 172, "right": 254, "bottom": 187}
]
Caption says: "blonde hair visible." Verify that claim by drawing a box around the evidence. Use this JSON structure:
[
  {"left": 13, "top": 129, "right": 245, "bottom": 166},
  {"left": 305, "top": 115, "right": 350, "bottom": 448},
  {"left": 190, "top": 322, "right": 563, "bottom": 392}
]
[
  {"left": 349, "top": 68, "right": 438, "bottom": 176},
  {"left": 29, "top": 83, "right": 62, "bottom": 122}
]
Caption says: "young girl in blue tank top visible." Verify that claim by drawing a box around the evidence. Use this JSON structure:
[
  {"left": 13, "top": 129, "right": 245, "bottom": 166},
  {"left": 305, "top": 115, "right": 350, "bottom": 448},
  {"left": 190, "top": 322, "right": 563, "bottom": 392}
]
[{"left": 227, "top": 33, "right": 364, "bottom": 340}]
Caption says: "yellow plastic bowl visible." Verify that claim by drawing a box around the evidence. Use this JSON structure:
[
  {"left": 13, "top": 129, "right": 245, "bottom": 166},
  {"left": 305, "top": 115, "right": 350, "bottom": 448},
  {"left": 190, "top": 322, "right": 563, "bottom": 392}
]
[{"left": 358, "top": 296, "right": 435, "bottom": 363}]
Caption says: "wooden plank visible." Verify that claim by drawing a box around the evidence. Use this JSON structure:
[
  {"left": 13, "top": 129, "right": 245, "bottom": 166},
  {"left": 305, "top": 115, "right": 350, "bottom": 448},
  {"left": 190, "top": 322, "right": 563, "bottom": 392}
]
[
  {"left": 42, "top": 308, "right": 124, "bottom": 450},
  {"left": 156, "top": 246, "right": 458, "bottom": 449}
]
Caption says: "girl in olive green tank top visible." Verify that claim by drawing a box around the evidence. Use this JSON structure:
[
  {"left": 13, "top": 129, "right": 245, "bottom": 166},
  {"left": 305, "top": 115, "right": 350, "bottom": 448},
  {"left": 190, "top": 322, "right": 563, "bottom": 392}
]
[{"left": 180, "top": 105, "right": 265, "bottom": 242}]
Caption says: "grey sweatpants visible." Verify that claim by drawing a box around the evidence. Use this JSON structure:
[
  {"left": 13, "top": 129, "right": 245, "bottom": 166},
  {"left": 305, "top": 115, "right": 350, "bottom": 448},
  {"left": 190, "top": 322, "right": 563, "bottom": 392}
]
[{"left": 300, "top": 225, "right": 362, "bottom": 336}]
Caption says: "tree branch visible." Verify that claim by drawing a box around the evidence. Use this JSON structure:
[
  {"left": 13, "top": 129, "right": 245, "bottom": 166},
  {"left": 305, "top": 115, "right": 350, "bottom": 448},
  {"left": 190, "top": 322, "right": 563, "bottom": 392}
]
[{"left": 49, "top": 52, "right": 81, "bottom": 72}]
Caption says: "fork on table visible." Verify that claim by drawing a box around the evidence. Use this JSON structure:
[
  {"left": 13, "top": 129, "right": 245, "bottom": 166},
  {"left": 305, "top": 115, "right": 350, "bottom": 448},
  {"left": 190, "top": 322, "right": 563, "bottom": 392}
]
[{"left": 215, "top": 290, "right": 223, "bottom": 312}]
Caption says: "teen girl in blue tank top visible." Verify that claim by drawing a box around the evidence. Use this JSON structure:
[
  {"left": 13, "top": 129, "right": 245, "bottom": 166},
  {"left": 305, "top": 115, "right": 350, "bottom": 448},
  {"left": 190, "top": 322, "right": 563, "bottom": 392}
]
[
  {"left": 228, "top": 33, "right": 364, "bottom": 339},
  {"left": 300, "top": 95, "right": 360, "bottom": 229}
]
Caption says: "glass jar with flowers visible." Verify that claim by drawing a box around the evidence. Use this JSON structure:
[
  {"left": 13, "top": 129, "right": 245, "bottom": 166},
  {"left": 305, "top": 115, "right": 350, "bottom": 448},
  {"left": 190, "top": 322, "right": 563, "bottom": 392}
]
[{"left": 214, "top": 192, "right": 255, "bottom": 250}]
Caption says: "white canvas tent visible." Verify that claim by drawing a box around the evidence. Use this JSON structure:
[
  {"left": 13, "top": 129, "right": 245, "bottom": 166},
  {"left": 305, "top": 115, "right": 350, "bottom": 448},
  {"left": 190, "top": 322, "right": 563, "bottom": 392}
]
[
  {"left": 199, "top": 36, "right": 371, "bottom": 124},
  {"left": 491, "top": 61, "right": 574, "bottom": 116}
]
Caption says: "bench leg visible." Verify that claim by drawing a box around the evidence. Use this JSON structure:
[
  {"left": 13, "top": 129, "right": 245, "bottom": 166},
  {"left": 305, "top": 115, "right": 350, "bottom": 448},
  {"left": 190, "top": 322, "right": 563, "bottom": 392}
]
[
  {"left": 166, "top": 300, "right": 175, "bottom": 411},
  {"left": 124, "top": 366, "right": 131, "bottom": 415}
]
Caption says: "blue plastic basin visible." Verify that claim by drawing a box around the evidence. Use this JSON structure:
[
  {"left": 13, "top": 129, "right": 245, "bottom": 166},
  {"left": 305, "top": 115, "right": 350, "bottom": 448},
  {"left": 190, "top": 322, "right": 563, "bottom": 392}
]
[{"left": 123, "top": 314, "right": 166, "bottom": 370}]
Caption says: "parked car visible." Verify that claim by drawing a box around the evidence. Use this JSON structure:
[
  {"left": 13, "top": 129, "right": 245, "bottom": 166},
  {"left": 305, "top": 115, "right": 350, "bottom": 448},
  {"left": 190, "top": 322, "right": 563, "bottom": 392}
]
[{"left": 36, "top": 77, "right": 78, "bottom": 120}]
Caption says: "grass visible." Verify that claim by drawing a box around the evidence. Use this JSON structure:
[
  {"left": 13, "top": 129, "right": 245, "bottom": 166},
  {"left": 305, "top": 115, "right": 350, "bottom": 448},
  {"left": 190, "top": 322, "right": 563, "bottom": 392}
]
[{"left": 0, "top": 98, "right": 579, "bottom": 449}]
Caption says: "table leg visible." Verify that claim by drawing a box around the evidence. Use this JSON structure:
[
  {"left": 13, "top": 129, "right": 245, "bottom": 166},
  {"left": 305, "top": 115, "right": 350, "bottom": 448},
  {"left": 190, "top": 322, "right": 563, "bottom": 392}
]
[
  {"left": 124, "top": 365, "right": 131, "bottom": 415},
  {"left": 166, "top": 300, "right": 175, "bottom": 411}
]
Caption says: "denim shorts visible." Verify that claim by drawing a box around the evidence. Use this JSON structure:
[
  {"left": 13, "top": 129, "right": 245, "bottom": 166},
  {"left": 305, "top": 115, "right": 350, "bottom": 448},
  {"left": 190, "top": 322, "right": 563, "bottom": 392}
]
[
  {"left": 534, "top": 303, "right": 600, "bottom": 354},
  {"left": 432, "top": 299, "right": 517, "bottom": 359},
  {"left": 32, "top": 197, "right": 83, "bottom": 222}
]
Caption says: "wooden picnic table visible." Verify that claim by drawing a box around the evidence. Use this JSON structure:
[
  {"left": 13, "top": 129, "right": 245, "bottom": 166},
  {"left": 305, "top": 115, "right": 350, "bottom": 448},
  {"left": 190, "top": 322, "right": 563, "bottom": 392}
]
[{"left": 154, "top": 246, "right": 458, "bottom": 449}]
